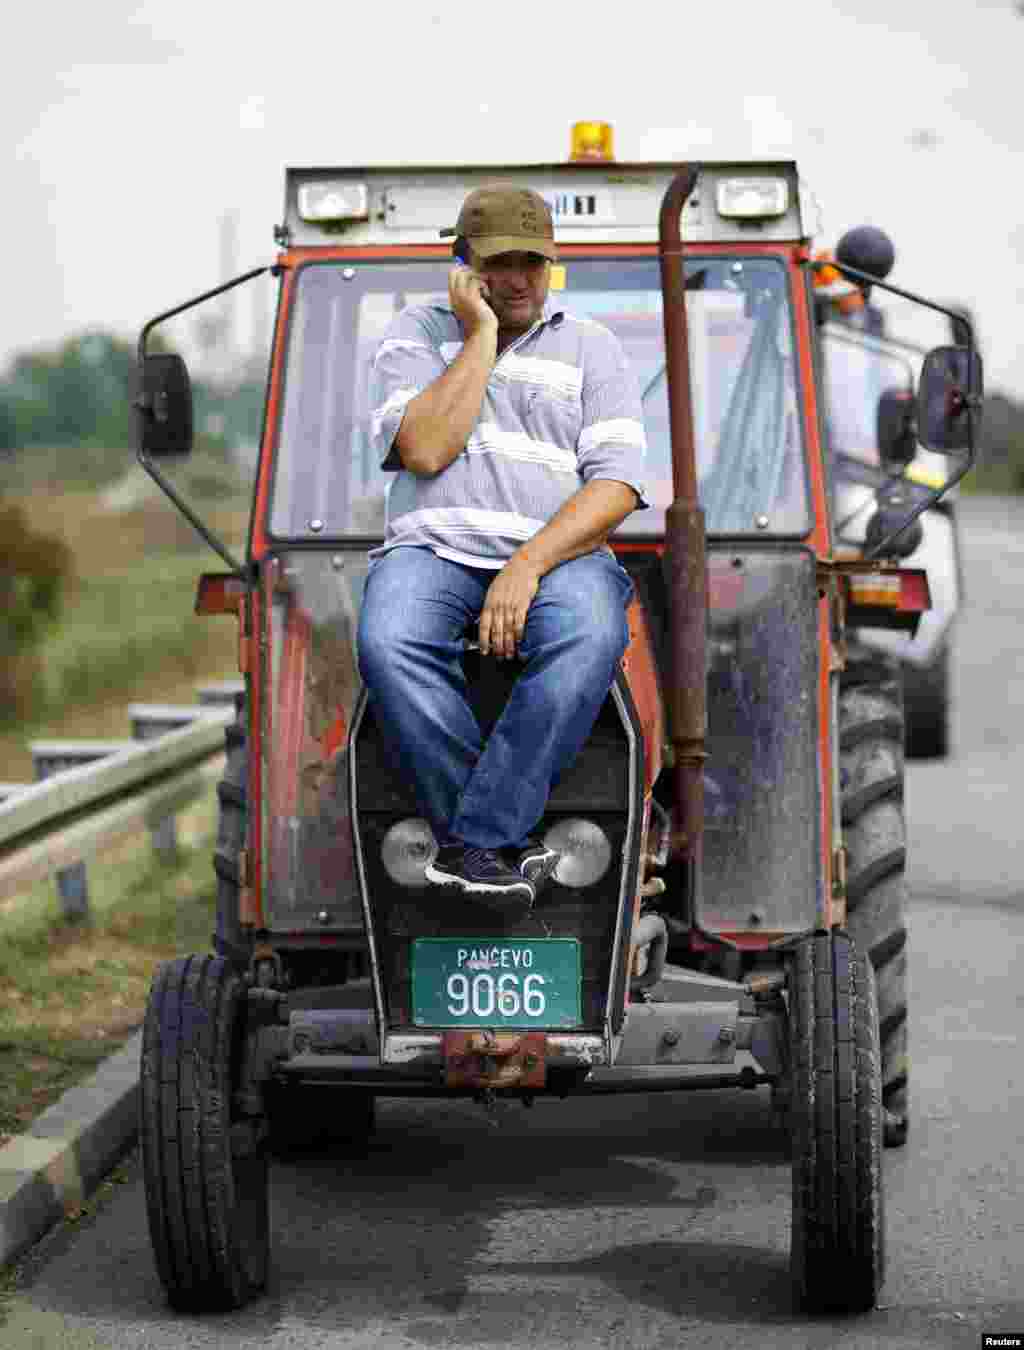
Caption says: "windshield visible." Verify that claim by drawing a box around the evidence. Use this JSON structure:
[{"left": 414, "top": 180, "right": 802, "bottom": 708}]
[{"left": 270, "top": 256, "right": 810, "bottom": 540}]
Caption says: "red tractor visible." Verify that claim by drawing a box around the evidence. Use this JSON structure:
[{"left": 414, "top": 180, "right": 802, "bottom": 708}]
[{"left": 134, "top": 147, "right": 981, "bottom": 1315}]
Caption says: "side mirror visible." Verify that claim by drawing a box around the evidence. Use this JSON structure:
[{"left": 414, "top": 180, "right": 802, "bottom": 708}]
[
  {"left": 876, "top": 387, "right": 917, "bottom": 470},
  {"left": 916, "top": 345, "right": 983, "bottom": 454},
  {"left": 137, "top": 353, "right": 193, "bottom": 457}
]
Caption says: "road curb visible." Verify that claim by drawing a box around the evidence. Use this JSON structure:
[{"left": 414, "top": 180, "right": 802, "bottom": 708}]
[{"left": 0, "top": 1030, "right": 142, "bottom": 1268}]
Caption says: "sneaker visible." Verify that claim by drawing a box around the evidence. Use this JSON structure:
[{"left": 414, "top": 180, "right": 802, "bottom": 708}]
[
  {"left": 425, "top": 844, "right": 535, "bottom": 913},
  {"left": 508, "top": 837, "right": 561, "bottom": 891}
]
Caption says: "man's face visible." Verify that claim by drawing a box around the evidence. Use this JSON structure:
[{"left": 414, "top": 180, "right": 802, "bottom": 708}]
[{"left": 470, "top": 249, "right": 551, "bottom": 333}]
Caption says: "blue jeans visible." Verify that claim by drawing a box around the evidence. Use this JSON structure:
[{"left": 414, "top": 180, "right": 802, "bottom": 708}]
[{"left": 357, "top": 546, "right": 633, "bottom": 850}]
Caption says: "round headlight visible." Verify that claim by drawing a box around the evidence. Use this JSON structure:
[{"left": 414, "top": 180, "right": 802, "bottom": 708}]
[
  {"left": 543, "top": 818, "right": 613, "bottom": 888},
  {"left": 381, "top": 818, "right": 436, "bottom": 887}
]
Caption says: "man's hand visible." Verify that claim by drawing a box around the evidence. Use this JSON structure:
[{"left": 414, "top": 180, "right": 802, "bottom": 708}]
[
  {"left": 393, "top": 271, "right": 497, "bottom": 475},
  {"left": 479, "top": 559, "right": 541, "bottom": 660},
  {"left": 476, "top": 481, "right": 638, "bottom": 658},
  {"left": 448, "top": 266, "right": 497, "bottom": 338}
]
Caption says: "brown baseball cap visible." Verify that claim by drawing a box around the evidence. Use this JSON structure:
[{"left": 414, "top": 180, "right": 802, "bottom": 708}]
[{"left": 440, "top": 183, "right": 557, "bottom": 260}]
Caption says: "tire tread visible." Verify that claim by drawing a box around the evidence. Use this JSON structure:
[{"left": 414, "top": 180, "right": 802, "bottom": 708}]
[
  {"left": 790, "top": 932, "right": 884, "bottom": 1313},
  {"left": 840, "top": 652, "right": 909, "bottom": 1145},
  {"left": 140, "top": 954, "right": 268, "bottom": 1311}
]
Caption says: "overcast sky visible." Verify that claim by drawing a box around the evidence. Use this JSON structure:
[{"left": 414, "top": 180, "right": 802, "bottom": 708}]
[{"left": 7, "top": 0, "right": 1022, "bottom": 397}]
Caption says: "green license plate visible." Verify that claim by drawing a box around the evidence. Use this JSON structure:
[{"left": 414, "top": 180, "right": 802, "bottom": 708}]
[{"left": 411, "top": 938, "right": 581, "bottom": 1029}]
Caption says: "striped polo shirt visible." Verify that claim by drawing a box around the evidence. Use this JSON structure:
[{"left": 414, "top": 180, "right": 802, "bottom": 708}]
[{"left": 368, "top": 299, "right": 648, "bottom": 568}]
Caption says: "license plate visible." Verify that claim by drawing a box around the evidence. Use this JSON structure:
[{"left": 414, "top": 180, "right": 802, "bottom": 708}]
[{"left": 411, "top": 938, "right": 581, "bottom": 1029}]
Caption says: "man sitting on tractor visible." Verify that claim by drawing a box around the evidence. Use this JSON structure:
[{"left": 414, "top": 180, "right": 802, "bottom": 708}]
[{"left": 358, "top": 183, "right": 647, "bottom": 915}]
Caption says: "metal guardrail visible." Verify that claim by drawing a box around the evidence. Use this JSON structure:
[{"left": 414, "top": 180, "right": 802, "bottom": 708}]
[{"left": 0, "top": 681, "right": 244, "bottom": 914}]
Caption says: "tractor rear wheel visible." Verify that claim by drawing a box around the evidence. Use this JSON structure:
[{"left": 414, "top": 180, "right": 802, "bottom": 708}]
[
  {"left": 140, "top": 955, "right": 269, "bottom": 1311},
  {"left": 840, "top": 651, "right": 909, "bottom": 1148},
  {"left": 789, "top": 931, "right": 885, "bottom": 1314}
]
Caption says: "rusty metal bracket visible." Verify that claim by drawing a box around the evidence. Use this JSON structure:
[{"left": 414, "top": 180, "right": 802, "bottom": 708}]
[
  {"left": 817, "top": 555, "right": 913, "bottom": 579},
  {"left": 818, "top": 556, "right": 931, "bottom": 644},
  {"left": 443, "top": 1030, "right": 547, "bottom": 1091}
]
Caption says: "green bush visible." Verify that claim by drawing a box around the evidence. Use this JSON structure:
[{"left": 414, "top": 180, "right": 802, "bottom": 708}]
[
  {"left": 0, "top": 329, "right": 266, "bottom": 480},
  {"left": 32, "top": 553, "right": 226, "bottom": 715},
  {"left": 0, "top": 503, "right": 71, "bottom": 722}
]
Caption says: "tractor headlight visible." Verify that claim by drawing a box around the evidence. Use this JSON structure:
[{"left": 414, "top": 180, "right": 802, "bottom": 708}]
[
  {"left": 297, "top": 180, "right": 369, "bottom": 224},
  {"left": 716, "top": 176, "right": 789, "bottom": 220},
  {"left": 381, "top": 818, "right": 436, "bottom": 887},
  {"left": 543, "top": 818, "right": 612, "bottom": 888}
]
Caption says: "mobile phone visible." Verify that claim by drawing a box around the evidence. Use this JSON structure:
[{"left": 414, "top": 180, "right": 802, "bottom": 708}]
[{"left": 455, "top": 261, "right": 493, "bottom": 308}]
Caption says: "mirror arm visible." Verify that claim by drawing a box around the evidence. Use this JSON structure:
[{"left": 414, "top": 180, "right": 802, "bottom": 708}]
[
  {"left": 812, "top": 259, "right": 981, "bottom": 420},
  {"left": 811, "top": 260, "right": 981, "bottom": 432},
  {"left": 136, "top": 265, "right": 272, "bottom": 362},
  {"left": 138, "top": 442, "right": 244, "bottom": 574},
  {"left": 811, "top": 259, "right": 980, "bottom": 559},
  {"left": 810, "top": 259, "right": 976, "bottom": 342},
  {"left": 863, "top": 440, "right": 975, "bottom": 560},
  {"left": 135, "top": 265, "right": 272, "bottom": 575}
]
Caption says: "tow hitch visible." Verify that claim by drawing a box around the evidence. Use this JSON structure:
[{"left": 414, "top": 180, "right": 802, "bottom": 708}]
[{"left": 443, "top": 1029, "right": 547, "bottom": 1091}]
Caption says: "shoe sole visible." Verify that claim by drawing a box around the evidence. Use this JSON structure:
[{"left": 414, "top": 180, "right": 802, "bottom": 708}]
[{"left": 424, "top": 864, "right": 534, "bottom": 905}]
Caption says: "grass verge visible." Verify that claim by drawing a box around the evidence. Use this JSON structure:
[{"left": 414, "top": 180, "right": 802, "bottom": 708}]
[
  {"left": 0, "top": 793, "right": 218, "bottom": 1146},
  {"left": 0, "top": 486, "right": 248, "bottom": 780},
  {"left": 33, "top": 550, "right": 238, "bottom": 714},
  {"left": 0, "top": 469, "right": 239, "bottom": 1144}
]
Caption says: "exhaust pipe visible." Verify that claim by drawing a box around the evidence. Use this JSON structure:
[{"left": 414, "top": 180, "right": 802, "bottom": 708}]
[{"left": 657, "top": 167, "right": 707, "bottom": 910}]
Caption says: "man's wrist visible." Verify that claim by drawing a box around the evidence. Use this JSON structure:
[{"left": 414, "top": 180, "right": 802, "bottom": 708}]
[
  {"left": 464, "top": 317, "right": 498, "bottom": 345},
  {"left": 505, "top": 549, "right": 550, "bottom": 582}
]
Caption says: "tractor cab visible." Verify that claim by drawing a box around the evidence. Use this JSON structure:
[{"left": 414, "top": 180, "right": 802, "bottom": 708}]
[{"left": 134, "top": 131, "right": 982, "bottom": 1316}]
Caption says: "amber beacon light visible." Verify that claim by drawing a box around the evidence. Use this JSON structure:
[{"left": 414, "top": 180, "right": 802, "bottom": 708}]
[{"left": 570, "top": 121, "right": 615, "bottom": 162}]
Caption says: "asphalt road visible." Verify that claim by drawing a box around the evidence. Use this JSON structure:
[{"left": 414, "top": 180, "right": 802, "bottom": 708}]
[{"left": 2, "top": 495, "right": 1022, "bottom": 1350}]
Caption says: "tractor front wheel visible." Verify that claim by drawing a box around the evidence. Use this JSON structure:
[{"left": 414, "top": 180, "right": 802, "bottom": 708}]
[
  {"left": 140, "top": 955, "right": 269, "bottom": 1311},
  {"left": 789, "top": 931, "right": 885, "bottom": 1314}
]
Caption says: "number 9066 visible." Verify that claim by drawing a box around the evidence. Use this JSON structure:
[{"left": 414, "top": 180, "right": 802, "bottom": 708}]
[{"left": 446, "top": 971, "right": 547, "bottom": 1019}]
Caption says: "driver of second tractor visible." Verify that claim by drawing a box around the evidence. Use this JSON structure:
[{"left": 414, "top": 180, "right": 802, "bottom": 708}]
[{"left": 359, "top": 183, "right": 647, "bottom": 917}]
